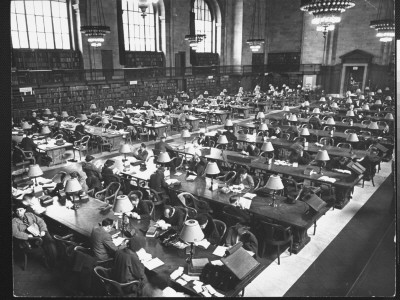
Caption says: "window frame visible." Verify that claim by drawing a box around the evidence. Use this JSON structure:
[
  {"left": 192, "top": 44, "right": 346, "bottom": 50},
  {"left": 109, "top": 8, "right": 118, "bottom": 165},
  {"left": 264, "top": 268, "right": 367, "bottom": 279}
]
[{"left": 194, "top": 0, "right": 215, "bottom": 53}]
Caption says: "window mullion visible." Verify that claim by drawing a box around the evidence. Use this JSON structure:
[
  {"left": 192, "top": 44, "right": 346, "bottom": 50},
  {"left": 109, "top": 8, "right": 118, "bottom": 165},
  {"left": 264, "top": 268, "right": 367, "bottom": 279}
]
[{"left": 23, "top": 0, "right": 30, "bottom": 48}]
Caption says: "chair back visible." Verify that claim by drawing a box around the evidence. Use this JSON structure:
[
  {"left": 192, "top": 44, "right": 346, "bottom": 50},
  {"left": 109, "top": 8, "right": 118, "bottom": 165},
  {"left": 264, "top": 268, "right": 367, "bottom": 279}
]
[
  {"left": 175, "top": 206, "right": 188, "bottom": 221},
  {"left": 337, "top": 142, "right": 351, "bottom": 149},
  {"left": 93, "top": 266, "right": 141, "bottom": 296},
  {"left": 222, "top": 208, "right": 245, "bottom": 228},
  {"left": 259, "top": 220, "right": 292, "bottom": 245},
  {"left": 344, "top": 129, "right": 356, "bottom": 134},
  {"left": 319, "top": 137, "right": 334, "bottom": 146},
  {"left": 213, "top": 219, "right": 227, "bottom": 244},
  {"left": 53, "top": 234, "right": 78, "bottom": 261},
  {"left": 142, "top": 200, "right": 154, "bottom": 219}
]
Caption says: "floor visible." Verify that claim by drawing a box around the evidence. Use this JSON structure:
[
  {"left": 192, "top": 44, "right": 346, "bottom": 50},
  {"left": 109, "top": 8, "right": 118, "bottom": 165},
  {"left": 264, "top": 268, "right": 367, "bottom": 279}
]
[{"left": 12, "top": 109, "right": 396, "bottom": 297}]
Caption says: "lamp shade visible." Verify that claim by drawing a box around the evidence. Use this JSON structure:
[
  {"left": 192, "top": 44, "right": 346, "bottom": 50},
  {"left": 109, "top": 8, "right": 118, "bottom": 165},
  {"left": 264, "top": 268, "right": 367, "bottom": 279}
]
[
  {"left": 300, "top": 128, "right": 310, "bottom": 136},
  {"left": 330, "top": 102, "right": 339, "bottom": 109},
  {"left": 346, "top": 98, "right": 352, "bottom": 104},
  {"left": 183, "top": 105, "right": 189, "bottom": 111},
  {"left": 180, "top": 219, "right": 205, "bottom": 243},
  {"left": 346, "top": 133, "right": 359, "bottom": 142},
  {"left": 282, "top": 106, "right": 290, "bottom": 112},
  {"left": 64, "top": 178, "right": 82, "bottom": 193},
  {"left": 365, "top": 86, "right": 370, "bottom": 90},
  {"left": 385, "top": 96, "right": 392, "bottom": 101},
  {"left": 346, "top": 110, "right": 355, "bottom": 117},
  {"left": 101, "top": 117, "right": 109, "bottom": 124},
  {"left": 319, "top": 97, "right": 326, "bottom": 102},
  {"left": 359, "top": 95, "right": 365, "bottom": 100},
  {"left": 126, "top": 108, "right": 134, "bottom": 114},
  {"left": 113, "top": 195, "right": 134, "bottom": 213},
  {"left": 315, "top": 150, "right": 330, "bottom": 162},
  {"left": 120, "top": 144, "right": 131, "bottom": 154},
  {"left": 156, "top": 96, "right": 162, "bottom": 101},
  {"left": 80, "top": 114, "right": 88, "bottom": 121},
  {"left": 367, "top": 122, "right": 379, "bottom": 130},
  {"left": 181, "top": 129, "right": 191, "bottom": 138},
  {"left": 222, "top": 89, "right": 227, "bottom": 93},
  {"left": 205, "top": 162, "right": 220, "bottom": 175},
  {"left": 374, "top": 100, "right": 382, "bottom": 105},
  {"left": 90, "top": 104, "right": 97, "bottom": 109},
  {"left": 384, "top": 87, "right": 390, "bottom": 91},
  {"left": 143, "top": 101, "right": 150, "bottom": 106},
  {"left": 126, "top": 100, "right": 132, "bottom": 105},
  {"left": 326, "top": 118, "right": 336, "bottom": 125},
  {"left": 369, "top": 92, "right": 375, "bottom": 96},
  {"left": 21, "top": 122, "right": 32, "bottom": 130},
  {"left": 376, "top": 89, "right": 382, "bottom": 94},
  {"left": 256, "top": 112, "right": 265, "bottom": 119},
  {"left": 355, "top": 89, "right": 361, "bottom": 94},
  {"left": 220, "top": 92, "right": 225, "bottom": 96},
  {"left": 204, "top": 91, "right": 208, "bottom": 95},
  {"left": 259, "top": 123, "right": 268, "bottom": 131},
  {"left": 41, "top": 126, "right": 51, "bottom": 134},
  {"left": 362, "top": 104, "right": 370, "bottom": 110},
  {"left": 28, "top": 164, "right": 43, "bottom": 178},
  {"left": 157, "top": 152, "right": 171, "bottom": 163},
  {"left": 304, "top": 101, "right": 310, "bottom": 106},
  {"left": 217, "top": 135, "right": 229, "bottom": 144},
  {"left": 225, "top": 119, "right": 234, "bottom": 127},
  {"left": 289, "top": 114, "right": 298, "bottom": 122},
  {"left": 261, "top": 141, "right": 274, "bottom": 152},
  {"left": 43, "top": 109, "right": 51, "bottom": 115},
  {"left": 384, "top": 113, "right": 394, "bottom": 120},
  {"left": 107, "top": 106, "right": 114, "bottom": 111},
  {"left": 312, "top": 108, "right": 321, "bottom": 114},
  {"left": 61, "top": 111, "right": 69, "bottom": 117},
  {"left": 265, "top": 175, "right": 284, "bottom": 190}
]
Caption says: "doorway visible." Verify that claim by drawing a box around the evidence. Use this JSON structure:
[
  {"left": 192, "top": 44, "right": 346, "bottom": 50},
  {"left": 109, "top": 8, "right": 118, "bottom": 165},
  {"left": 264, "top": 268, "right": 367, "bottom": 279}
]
[{"left": 339, "top": 63, "right": 368, "bottom": 96}]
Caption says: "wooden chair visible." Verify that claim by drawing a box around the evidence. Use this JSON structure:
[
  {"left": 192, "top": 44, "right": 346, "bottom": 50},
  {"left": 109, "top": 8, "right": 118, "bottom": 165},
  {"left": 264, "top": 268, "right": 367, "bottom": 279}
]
[
  {"left": 281, "top": 177, "right": 303, "bottom": 200},
  {"left": 174, "top": 206, "right": 189, "bottom": 222},
  {"left": 216, "top": 170, "right": 236, "bottom": 184},
  {"left": 95, "top": 136, "right": 112, "bottom": 153},
  {"left": 53, "top": 233, "right": 81, "bottom": 270},
  {"left": 213, "top": 219, "right": 227, "bottom": 245},
  {"left": 344, "top": 129, "right": 357, "bottom": 134},
  {"left": 258, "top": 220, "right": 293, "bottom": 264},
  {"left": 93, "top": 266, "right": 141, "bottom": 297},
  {"left": 95, "top": 182, "right": 121, "bottom": 205},
  {"left": 13, "top": 145, "right": 36, "bottom": 167},
  {"left": 72, "top": 135, "right": 91, "bottom": 161},
  {"left": 337, "top": 142, "right": 351, "bottom": 149},
  {"left": 13, "top": 236, "right": 43, "bottom": 270},
  {"left": 319, "top": 137, "right": 334, "bottom": 146},
  {"left": 142, "top": 200, "right": 155, "bottom": 220}
]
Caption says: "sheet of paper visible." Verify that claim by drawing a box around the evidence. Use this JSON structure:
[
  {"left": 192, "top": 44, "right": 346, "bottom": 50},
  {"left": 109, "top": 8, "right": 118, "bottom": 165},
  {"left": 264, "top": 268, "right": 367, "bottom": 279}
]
[
  {"left": 214, "top": 291, "right": 225, "bottom": 297},
  {"left": 186, "top": 175, "right": 197, "bottom": 181},
  {"left": 210, "top": 260, "right": 224, "bottom": 266},
  {"left": 238, "top": 197, "right": 252, "bottom": 209},
  {"left": 170, "top": 267, "right": 184, "bottom": 280},
  {"left": 194, "top": 239, "right": 210, "bottom": 249},
  {"left": 193, "top": 285, "right": 203, "bottom": 293},
  {"left": 192, "top": 280, "right": 203, "bottom": 286},
  {"left": 204, "top": 284, "right": 217, "bottom": 295},
  {"left": 143, "top": 257, "right": 164, "bottom": 270},
  {"left": 242, "top": 193, "right": 257, "bottom": 199},
  {"left": 212, "top": 246, "right": 228, "bottom": 257},
  {"left": 201, "top": 290, "right": 212, "bottom": 297},
  {"left": 181, "top": 274, "right": 200, "bottom": 282},
  {"left": 174, "top": 172, "right": 182, "bottom": 176},
  {"left": 165, "top": 178, "right": 179, "bottom": 185},
  {"left": 176, "top": 278, "right": 187, "bottom": 286},
  {"left": 112, "top": 237, "right": 126, "bottom": 247}
]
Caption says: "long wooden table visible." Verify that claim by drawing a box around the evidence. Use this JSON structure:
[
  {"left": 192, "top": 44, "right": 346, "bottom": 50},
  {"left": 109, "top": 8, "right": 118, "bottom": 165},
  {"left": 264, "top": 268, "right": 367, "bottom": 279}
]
[
  {"left": 43, "top": 195, "right": 266, "bottom": 297},
  {"left": 35, "top": 139, "right": 73, "bottom": 166}
]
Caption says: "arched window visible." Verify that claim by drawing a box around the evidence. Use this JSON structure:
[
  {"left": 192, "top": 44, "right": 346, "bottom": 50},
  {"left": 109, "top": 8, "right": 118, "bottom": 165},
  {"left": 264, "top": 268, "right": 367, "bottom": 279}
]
[
  {"left": 121, "top": 0, "right": 158, "bottom": 51},
  {"left": 194, "top": 0, "right": 213, "bottom": 53},
  {"left": 11, "top": 0, "right": 71, "bottom": 49}
]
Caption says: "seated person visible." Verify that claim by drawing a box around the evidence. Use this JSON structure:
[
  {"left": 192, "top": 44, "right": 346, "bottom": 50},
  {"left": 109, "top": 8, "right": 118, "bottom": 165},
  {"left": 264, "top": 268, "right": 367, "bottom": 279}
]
[
  {"left": 74, "top": 120, "right": 87, "bottom": 138},
  {"left": 288, "top": 143, "right": 311, "bottom": 165},
  {"left": 196, "top": 213, "right": 221, "bottom": 245},
  {"left": 101, "top": 159, "right": 116, "bottom": 177},
  {"left": 142, "top": 271, "right": 188, "bottom": 297},
  {"left": 21, "top": 193, "right": 46, "bottom": 215},
  {"left": 127, "top": 194, "right": 150, "bottom": 219},
  {"left": 223, "top": 195, "right": 251, "bottom": 225},
  {"left": 232, "top": 168, "right": 254, "bottom": 189},
  {"left": 159, "top": 205, "right": 186, "bottom": 231},
  {"left": 86, "top": 171, "right": 103, "bottom": 194},
  {"left": 81, "top": 155, "right": 102, "bottom": 179},
  {"left": 197, "top": 132, "right": 208, "bottom": 146},
  {"left": 90, "top": 218, "right": 119, "bottom": 261},
  {"left": 309, "top": 115, "right": 322, "bottom": 130},
  {"left": 224, "top": 223, "right": 258, "bottom": 255},
  {"left": 187, "top": 154, "right": 207, "bottom": 176},
  {"left": 270, "top": 127, "right": 282, "bottom": 138},
  {"left": 245, "top": 143, "right": 260, "bottom": 156},
  {"left": 111, "top": 235, "right": 147, "bottom": 289},
  {"left": 48, "top": 171, "right": 68, "bottom": 197},
  {"left": 286, "top": 124, "right": 300, "bottom": 139},
  {"left": 178, "top": 112, "right": 191, "bottom": 130},
  {"left": 20, "top": 131, "right": 38, "bottom": 152},
  {"left": 133, "top": 143, "right": 149, "bottom": 161},
  {"left": 149, "top": 166, "right": 169, "bottom": 195},
  {"left": 154, "top": 136, "right": 173, "bottom": 154},
  {"left": 12, "top": 204, "right": 57, "bottom": 267}
]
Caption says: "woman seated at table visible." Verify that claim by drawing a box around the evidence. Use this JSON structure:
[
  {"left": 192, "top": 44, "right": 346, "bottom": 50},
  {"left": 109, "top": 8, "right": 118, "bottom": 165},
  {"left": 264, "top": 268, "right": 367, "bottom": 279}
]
[
  {"left": 288, "top": 143, "right": 312, "bottom": 165},
  {"left": 187, "top": 154, "right": 207, "bottom": 176},
  {"left": 232, "top": 168, "right": 254, "bottom": 189},
  {"left": 224, "top": 223, "right": 258, "bottom": 256}
]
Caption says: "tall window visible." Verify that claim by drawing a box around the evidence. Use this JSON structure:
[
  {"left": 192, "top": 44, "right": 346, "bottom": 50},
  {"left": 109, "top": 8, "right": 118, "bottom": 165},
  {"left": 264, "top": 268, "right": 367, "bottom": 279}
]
[
  {"left": 194, "top": 0, "right": 213, "bottom": 53},
  {"left": 122, "top": 0, "right": 157, "bottom": 51},
  {"left": 11, "top": 0, "right": 71, "bottom": 49}
]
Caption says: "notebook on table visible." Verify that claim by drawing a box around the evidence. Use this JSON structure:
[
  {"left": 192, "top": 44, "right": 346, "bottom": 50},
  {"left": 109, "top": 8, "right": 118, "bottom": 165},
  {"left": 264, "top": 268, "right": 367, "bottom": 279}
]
[{"left": 221, "top": 242, "right": 259, "bottom": 280}]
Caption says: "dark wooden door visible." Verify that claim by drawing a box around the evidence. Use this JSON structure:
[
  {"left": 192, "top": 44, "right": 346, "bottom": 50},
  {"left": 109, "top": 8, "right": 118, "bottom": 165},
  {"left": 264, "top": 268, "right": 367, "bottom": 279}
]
[
  {"left": 101, "top": 50, "right": 114, "bottom": 81},
  {"left": 175, "top": 52, "right": 186, "bottom": 77}
]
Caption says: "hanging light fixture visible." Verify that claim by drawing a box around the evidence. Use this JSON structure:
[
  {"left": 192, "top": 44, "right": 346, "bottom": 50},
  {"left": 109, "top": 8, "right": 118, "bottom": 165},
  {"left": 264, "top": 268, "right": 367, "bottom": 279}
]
[
  {"left": 300, "top": 0, "right": 355, "bottom": 36},
  {"left": 370, "top": 0, "right": 394, "bottom": 43},
  {"left": 185, "top": 0, "right": 206, "bottom": 50},
  {"left": 246, "top": 0, "right": 264, "bottom": 52},
  {"left": 81, "top": 0, "right": 110, "bottom": 48}
]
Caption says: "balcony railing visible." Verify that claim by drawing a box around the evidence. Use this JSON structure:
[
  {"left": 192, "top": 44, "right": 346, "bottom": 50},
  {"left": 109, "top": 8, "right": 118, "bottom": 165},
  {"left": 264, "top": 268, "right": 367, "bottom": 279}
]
[{"left": 11, "top": 64, "right": 322, "bottom": 87}]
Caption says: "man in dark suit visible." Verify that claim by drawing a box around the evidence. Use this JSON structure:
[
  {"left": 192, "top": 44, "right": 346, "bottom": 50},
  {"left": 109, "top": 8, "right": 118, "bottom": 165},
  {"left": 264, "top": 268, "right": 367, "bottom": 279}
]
[
  {"left": 187, "top": 154, "right": 207, "bottom": 176},
  {"left": 309, "top": 115, "right": 322, "bottom": 130},
  {"left": 74, "top": 120, "right": 87, "bottom": 139},
  {"left": 101, "top": 159, "right": 115, "bottom": 177},
  {"left": 245, "top": 143, "right": 260, "bottom": 156},
  {"left": 149, "top": 166, "right": 169, "bottom": 194},
  {"left": 160, "top": 205, "right": 186, "bottom": 231},
  {"left": 133, "top": 143, "right": 149, "bottom": 161},
  {"left": 89, "top": 218, "right": 119, "bottom": 261},
  {"left": 196, "top": 213, "right": 221, "bottom": 245},
  {"left": 225, "top": 223, "right": 258, "bottom": 255},
  {"left": 154, "top": 136, "right": 173, "bottom": 155},
  {"left": 127, "top": 194, "right": 150, "bottom": 219},
  {"left": 20, "top": 132, "right": 38, "bottom": 152},
  {"left": 197, "top": 132, "right": 208, "bottom": 146},
  {"left": 111, "top": 235, "right": 147, "bottom": 289},
  {"left": 224, "top": 128, "right": 238, "bottom": 150},
  {"left": 82, "top": 155, "right": 102, "bottom": 180},
  {"left": 223, "top": 195, "right": 251, "bottom": 225}
]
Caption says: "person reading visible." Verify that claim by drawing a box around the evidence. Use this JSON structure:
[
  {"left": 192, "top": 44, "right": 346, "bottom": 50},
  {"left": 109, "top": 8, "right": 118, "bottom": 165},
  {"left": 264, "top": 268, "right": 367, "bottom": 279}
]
[
  {"left": 89, "top": 218, "right": 119, "bottom": 261},
  {"left": 133, "top": 143, "right": 149, "bottom": 161}
]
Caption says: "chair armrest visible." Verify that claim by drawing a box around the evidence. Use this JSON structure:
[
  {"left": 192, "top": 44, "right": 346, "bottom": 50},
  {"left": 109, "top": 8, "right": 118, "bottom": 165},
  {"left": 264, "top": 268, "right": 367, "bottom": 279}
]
[
  {"left": 94, "top": 189, "right": 107, "bottom": 198},
  {"left": 23, "top": 150, "right": 34, "bottom": 157}
]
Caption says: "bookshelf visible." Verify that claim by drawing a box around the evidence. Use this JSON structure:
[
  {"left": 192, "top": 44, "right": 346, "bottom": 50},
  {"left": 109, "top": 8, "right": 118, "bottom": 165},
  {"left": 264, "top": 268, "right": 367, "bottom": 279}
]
[{"left": 13, "top": 49, "right": 82, "bottom": 70}]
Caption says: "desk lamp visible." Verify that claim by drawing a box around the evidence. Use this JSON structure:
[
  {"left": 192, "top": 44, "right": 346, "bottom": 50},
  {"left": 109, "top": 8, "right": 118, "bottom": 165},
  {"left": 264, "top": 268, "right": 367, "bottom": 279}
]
[
  {"left": 330, "top": 102, "right": 338, "bottom": 110},
  {"left": 374, "top": 100, "right": 382, "bottom": 106},
  {"left": 225, "top": 119, "right": 234, "bottom": 128},
  {"left": 312, "top": 108, "right": 321, "bottom": 114},
  {"left": 367, "top": 121, "right": 379, "bottom": 135},
  {"left": 288, "top": 114, "right": 298, "bottom": 125},
  {"left": 385, "top": 96, "right": 392, "bottom": 101},
  {"left": 346, "top": 133, "right": 359, "bottom": 155},
  {"left": 315, "top": 150, "right": 330, "bottom": 175},
  {"left": 21, "top": 122, "right": 32, "bottom": 131},
  {"left": 376, "top": 89, "right": 382, "bottom": 94},
  {"left": 217, "top": 135, "right": 229, "bottom": 155},
  {"left": 205, "top": 162, "right": 220, "bottom": 191},
  {"left": 28, "top": 164, "right": 43, "bottom": 186},
  {"left": 101, "top": 117, "right": 109, "bottom": 132},
  {"left": 143, "top": 101, "right": 150, "bottom": 107},
  {"left": 304, "top": 101, "right": 310, "bottom": 107},
  {"left": 261, "top": 141, "right": 274, "bottom": 164},
  {"left": 90, "top": 104, "right": 97, "bottom": 110},
  {"left": 256, "top": 112, "right": 265, "bottom": 122},
  {"left": 362, "top": 104, "right": 370, "bottom": 110},
  {"left": 41, "top": 126, "right": 51, "bottom": 144},
  {"left": 64, "top": 178, "right": 82, "bottom": 210},
  {"left": 43, "top": 108, "right": 51, "bottom": 116},
  {"left": 80, "top": 114, "right": 88, "bottom": 121},
  {"left": 265, "top": 175, "right": 284, "bottom": 207},
  {"left": 346, "top": 98, "right": 353, "bottom": 104},
  {"left": 126, "top": 108, "right": 134, "bottom": 114},
  {"left": 157, "top": 152, "right": 171, "bottom": 169},
  {"left": 180, "top": 219, "right": 205, "bottom": 264},
  {"left": 181, "top": 129, "right": 191, "bottom": 146},
  {"left": 346, "top": 110, "right": 355, "bottom": 117},
  {"left": 119, "top": 144, "right": 131, "bottom": 162},
  {"left": 113, "top": 195, "right": 134, "bottom": 235},
  {"left": 282, "top": 106, "right": 290, "bottom": 112},
  {"left": 222, "top": 89, "right": 227, "bottom": 93},
  {"left": 107, "top": 106, "right": 114, "bottom": 112},
  {"left": 384, "top": 113, "right": 394, "bottom": 120},
  {"left": 126, "top": 100, "right": 132, "bottom": 106},
  {"left": 326, "top": 117, "right": 335, "bottom": 126},
  {"left": 61, "top": 111, "right": 69, "bottom": 120},
  {"left": 319, "top": 97, "right": 326, "bottom": 102},
  {"left": 259, "top": 123, "right": 268, "bottom": 136}
]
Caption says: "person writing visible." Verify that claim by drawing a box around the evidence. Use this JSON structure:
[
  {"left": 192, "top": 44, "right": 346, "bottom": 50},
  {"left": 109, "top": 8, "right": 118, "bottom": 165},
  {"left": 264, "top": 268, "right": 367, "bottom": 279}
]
[
  {"left": 196, "top": 213, "right": 221, "bottom": 245},
  {"left": 158, "top": 205, "right": 186, "bottom": 231},
  {"left": 89, "top": 218, "right": 119, "bottom": 261},
  {"left": 232, "top": 168, "right": 254, "bottom": 189},
  {"left": 148, "top": 166, "right": 169, "bottom": 195},
  {"left": 223, "top": 195, "right": 251, "bottom": 225},
  {"left": 133, "top": 143, "right": 149, "bottom": 161},
  {"left": 224, "top": 223, "right": 258, "bottom": 255},
  {"left": 127, "top": 194, "right": 150, "bottom": 219}
]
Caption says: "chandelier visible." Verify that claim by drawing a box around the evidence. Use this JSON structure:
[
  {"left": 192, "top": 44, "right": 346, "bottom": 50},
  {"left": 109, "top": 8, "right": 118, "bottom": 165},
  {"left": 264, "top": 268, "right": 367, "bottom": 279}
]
[
  {"left": 300, "top": 0, "right": 355, "bottom": 33},
  {"left": 185, "top": 0, "right": 206, "bottom": 50},
  {"left": 81, "top": 0, "right": 110, "bottom": 47},
  {"left": 370, "top": 0, "right": 394, "bottom": 42},
  {"left": 138, "top": 0, "right": 158, "bottom": 18},
  {"left": 246, "top": 0, "right": 264, "bottom": 52}
]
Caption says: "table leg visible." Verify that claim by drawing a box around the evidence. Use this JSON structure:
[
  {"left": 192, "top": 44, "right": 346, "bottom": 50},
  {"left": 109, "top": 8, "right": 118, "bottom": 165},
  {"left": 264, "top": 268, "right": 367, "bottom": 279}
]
[{"left": 291, "top": 227, "right": 311, "bottom": 254}]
